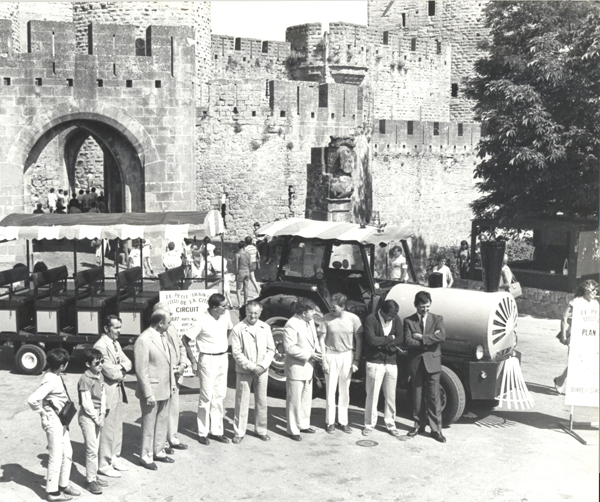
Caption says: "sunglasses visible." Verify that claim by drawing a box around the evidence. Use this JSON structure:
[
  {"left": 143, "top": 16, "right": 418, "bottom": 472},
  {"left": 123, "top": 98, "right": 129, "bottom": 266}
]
[{"left": 92, "top": 359, "right": 105, "bottom": 366}]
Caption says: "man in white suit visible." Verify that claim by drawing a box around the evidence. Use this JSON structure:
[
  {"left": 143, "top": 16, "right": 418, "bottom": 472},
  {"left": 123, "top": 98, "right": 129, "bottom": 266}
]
[
  {"left": 153, "top": 302, "right": 189, "bottom": 453},
  {"left": 134, "top": 310, "right": 176, "bottom": 470},
  {"left": 94, "top": 315, "right": 132, "bottom": 478},
  {"left": 284, "top": 298, "right": 322, "bottom": 441}
]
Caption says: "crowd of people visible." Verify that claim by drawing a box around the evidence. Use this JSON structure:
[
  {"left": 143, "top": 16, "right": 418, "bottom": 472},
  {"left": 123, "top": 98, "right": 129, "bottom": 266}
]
[
  {"left": 33, "top": 187, "right": 107, "bottom": 214},
  {"left": 27, "top": 290, "right": 448, "bottom": 500}
]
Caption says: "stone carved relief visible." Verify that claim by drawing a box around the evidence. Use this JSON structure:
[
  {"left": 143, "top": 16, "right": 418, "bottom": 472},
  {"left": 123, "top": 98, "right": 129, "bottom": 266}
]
[{"left": 327, "top": 139, "right": 357, "bottom": 199}]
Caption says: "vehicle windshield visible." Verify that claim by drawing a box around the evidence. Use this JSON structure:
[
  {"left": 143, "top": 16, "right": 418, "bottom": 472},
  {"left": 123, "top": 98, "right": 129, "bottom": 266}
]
[
  {"left": 328, "top": 243, "right": 365, "bottom": 271},
  {"left": 280, "top": 238, "right": 326, "bottom": 279}
]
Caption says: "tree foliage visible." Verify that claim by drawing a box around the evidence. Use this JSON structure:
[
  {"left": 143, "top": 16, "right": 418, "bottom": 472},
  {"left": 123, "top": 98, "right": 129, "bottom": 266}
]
[{"left": 464, "top": 2, "right": 600, "bottom": 219}]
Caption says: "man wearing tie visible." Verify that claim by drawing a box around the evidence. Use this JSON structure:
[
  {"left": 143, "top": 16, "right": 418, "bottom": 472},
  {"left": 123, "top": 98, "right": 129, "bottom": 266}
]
[
  {"left": 134, "top": 311, "right": 176, "bottom": 469},
  {"left": 153, "top": 302, "right": 189, "bottom": 453},
  {"left": 404, "top": 291, "right": 447, "bottom": 443},
  {"left": 94, "top": 316, "right": 132, "bottom": 477},
  {"left": 283, "top": 298, "right": 322, "bottom": 441}
]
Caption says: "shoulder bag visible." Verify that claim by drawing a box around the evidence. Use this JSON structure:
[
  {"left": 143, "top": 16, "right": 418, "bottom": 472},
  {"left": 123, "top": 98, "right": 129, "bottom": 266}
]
[{"left": 54, "top": 375, "right": 78, "bottom": 427}]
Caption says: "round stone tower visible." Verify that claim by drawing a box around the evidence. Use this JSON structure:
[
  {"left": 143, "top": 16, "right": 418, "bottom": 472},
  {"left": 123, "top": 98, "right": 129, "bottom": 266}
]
[{"left": 72, "top": 1, "right": 211, "bottom": 104}]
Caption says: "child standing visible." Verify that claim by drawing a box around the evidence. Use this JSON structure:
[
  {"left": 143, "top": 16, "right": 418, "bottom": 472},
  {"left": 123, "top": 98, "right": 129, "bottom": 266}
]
[
  {"left": 77, "top": 348, "right": 108, "bottom": 495},
  {"left": 27, "top": 348, "right": 81, "bottom": 501}
]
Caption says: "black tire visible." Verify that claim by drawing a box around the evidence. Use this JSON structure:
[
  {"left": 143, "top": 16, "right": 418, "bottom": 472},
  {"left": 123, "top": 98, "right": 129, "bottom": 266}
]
[
  {"left": 264, "top": 316, "right": 289, "bottom": 393},
  {"left": 440, "top": 365, "right": 466, "bottom": 425},
  {"left": 15, "top": 344, "right": 47, "bottom": 375}
]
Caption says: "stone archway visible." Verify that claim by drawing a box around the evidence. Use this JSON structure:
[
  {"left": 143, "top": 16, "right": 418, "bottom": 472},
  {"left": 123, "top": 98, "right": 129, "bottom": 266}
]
[{"left": 8, "top": 102, "right": 160, "bottom": 213}]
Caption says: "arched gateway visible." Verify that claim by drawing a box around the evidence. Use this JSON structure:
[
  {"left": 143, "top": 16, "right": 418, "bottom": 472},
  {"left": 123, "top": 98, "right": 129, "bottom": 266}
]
[{"left": 0, "top": 20, "right": 197, "bottom": 218}]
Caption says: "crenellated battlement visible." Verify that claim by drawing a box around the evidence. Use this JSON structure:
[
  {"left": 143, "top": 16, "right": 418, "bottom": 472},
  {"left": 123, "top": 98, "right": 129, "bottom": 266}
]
[
  {"left": 371, "top": 119, "right": 481, "bottom": 153},
  {"left": 0, "top": 19, "right": 195, "bottom": 87}
]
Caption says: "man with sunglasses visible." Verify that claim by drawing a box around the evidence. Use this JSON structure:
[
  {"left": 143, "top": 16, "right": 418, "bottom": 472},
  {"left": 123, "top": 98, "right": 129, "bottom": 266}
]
[
  {"left": 183, "top": 293, "right": 233, "bottom": 445},
  {"left": 94, "top": 315, "right": 132, "bottom": 478}
]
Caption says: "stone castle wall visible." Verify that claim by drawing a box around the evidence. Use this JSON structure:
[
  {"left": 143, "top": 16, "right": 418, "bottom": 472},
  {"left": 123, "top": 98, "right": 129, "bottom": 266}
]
[
  {"left": 0, "top": 1, "right": 491, "bottom": 252},
  {"left": 0, "top": 18, "right": 197, "bottom": 216}
]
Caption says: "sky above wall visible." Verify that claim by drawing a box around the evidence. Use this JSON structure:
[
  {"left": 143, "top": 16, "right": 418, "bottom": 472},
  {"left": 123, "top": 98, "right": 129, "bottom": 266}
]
[{"left": 211, "top": 1, "right": 368, "bottom": 41}]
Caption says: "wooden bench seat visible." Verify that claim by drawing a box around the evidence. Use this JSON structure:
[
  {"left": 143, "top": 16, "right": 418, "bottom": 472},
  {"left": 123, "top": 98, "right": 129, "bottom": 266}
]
[
  {"left": 32, "top": 265, "right": 76, "bottom": 334},
  {"left": 76, "top": 266, "right": 119, "bottom": 335},
  {"left": 0, "top": 267, "right": 35, "bottom": 332},
  {"left": 117, "top": 266, "right": 159, "bottom": 335}
]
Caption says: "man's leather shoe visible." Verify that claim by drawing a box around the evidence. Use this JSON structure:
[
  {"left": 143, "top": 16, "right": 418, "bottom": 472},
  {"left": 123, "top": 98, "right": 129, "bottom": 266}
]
[
  {"left": 300, "top": 427, "right": 316, "bottom": 434},
  {"left": 388, "top": 429, "right": 400, "bottom": 438},
  {"left": 232, "top": 436, "right": 243, "bottom": 444},
  {"left": 326, "top": 424, "right": 335, "bottom": 434},
  {"left": 288, "top": 434, "right": 302, "bottom": 441},
  {"left": 209, "top": 434, "right": 230, "bottom": 444},
  {"left": 153, "top": 455, "right": 174, "bottom": 463},
  {"left": 340, "top": 425, "right": 352, "bottom": 434},
  {"left": 431, "top": 431, "right": 447, "bottom": 443},
  {"left": 139, "top": 460, "right": 158, "bottom": 471},
  {"left": 407, "top": 427, "right": 426, "bottom": 437},
  {"left": 257, "top": 434, "right": 271, "bottom": 441},
  {"left": 362, "top": 428, "right": 372, "bottom": 436},
  {"left": 198, "top": 436, "right": 210, "bottom": 446},
  {"left": 164, "top": 447, "right": 175, "bottom": 455},
  {"left": 170, "top": 443, "right": 188, "bottom": 450}
]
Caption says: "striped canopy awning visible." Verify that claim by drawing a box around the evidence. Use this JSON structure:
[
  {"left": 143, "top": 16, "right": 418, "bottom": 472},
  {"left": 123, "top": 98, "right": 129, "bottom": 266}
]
[
  {"left": 0, "top": 210, "right": 224, "bottom": 242},
  {"left": 257, "top": 218, "right": 412, "bottom": 245}
]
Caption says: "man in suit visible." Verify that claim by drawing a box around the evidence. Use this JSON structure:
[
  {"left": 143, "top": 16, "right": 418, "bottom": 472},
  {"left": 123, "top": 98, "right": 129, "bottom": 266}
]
[
  {"left": 134, "top": 310, "right": 176, "bottom": 469},
  {"left": 284, "top": 298, "right": 322, "bottom": 441},
  {"left": 404, "top": 290, "right": 447, "bottom": 443},
  {"left": 362, "top": 299, "right": 404, "bottom": 437},
  {"left": 94, "top": 315, "right": 132, "bottom": 478},
  {"left": 153, "top": 303, "right": 189, "bottom": 453},
  {"left": 230, "top": 301, "right": 275, "bottom": 444}
]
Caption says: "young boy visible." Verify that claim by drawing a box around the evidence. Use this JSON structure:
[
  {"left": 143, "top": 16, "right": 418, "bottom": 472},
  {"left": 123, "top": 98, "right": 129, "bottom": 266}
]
[
  {"left": 78, "top": 348, "right": 108, "bottom": 495},
  {"left": 28, "top": 348, "right": 80, "bottom": 501}
]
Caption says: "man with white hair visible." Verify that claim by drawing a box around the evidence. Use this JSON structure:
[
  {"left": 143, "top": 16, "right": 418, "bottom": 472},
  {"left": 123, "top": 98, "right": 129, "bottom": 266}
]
[
  {"left": 153, "top": 302, "right": 189, "bottom": 453},
  {"left": 230, "top": 301, "right": 275, "bottom": 443}
]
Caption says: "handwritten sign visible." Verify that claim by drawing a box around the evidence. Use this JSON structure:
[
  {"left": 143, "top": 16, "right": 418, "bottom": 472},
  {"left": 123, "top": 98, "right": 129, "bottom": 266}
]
[
  {"left": 565, "top": 297, "right": 599, "bottom": 407},
  {"left": 159, "top": 289, "right": 218, "bottom": 376}
]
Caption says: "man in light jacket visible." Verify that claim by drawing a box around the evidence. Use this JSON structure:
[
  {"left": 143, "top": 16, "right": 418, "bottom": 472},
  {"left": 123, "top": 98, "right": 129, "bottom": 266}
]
[
  {"left": 153, "top": 302, "right": 189, "bottom": 453},
  {"left": 94, "top": 315, "right": 132, "bottom": 477},
  {"left": 230, "top": 301, "right": 275, "bottom": 443},
  {"left": 134, "top": 311, "right": 176, "bottom": 470}
]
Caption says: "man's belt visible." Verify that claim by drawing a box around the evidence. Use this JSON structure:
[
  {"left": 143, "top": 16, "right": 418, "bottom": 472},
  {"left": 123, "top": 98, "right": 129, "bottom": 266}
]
[{"left": 202, "top": 351, "right": 227, "bottom": 356}]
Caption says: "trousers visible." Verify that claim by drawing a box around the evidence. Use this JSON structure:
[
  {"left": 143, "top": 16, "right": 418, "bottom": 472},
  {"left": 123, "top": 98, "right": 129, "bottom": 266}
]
[
  {"left": 98, "top": 386, "right": 125, "bottom": 471},
  {"left": 139, "top": 399, "right": 169, "bottom": 464},
  {"left": 364, "top": 361, "right": 397, "bottom": 430},
  {"left": 197, "top": 353, "right": 228, "bottom": 437},
  {"left": 411, "top": 358, "right": 442, "bottom": 432},
  {"left": 324, "top": 351, "right": 353, "bottom": 426},
  {"left": 286, "top": 378, "right": 313, "bottom": 435},
  {"left": 44, "top": 411, "right": 73, "bottom": 493},
  {"left": 78, "top": 411, "right": 101, "bottom": 483},
  {"left": 167, "top": 384, "right": 181, "bottom": 444},
  {"left": 233, "top": 371, "right": 269, "bottom": 437}
]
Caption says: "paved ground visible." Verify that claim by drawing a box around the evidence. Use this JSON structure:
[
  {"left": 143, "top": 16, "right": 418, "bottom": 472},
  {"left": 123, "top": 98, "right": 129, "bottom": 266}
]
[{"left": 0, "top": 315, "right": 597, "bottom": 502}]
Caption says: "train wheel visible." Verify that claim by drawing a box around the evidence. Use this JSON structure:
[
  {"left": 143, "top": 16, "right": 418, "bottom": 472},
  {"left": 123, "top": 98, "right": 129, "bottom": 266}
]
[
  {"left": 15, "top": 344, "right": 47, "bottom": 375},
  {"left": 440, "top": 365, "right": 466, "bottom": 425}
]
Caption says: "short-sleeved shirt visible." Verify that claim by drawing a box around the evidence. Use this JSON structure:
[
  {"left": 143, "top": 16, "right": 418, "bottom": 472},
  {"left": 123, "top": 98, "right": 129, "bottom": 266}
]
[
  {"left": 245, "top": 244, "right": 258, "bottom": 264},
  {"left": 318, "top": 311, "right": 362, "bottom": 352},
  {"left": 78, "top": 370, "right": 105, "bottom": 411},
  {"left": 185, "top": 310, "right": 233, "bottom": 354}
]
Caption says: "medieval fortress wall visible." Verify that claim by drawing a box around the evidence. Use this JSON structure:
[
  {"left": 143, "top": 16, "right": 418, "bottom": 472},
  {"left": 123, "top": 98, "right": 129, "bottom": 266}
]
[{"left": 0, "top": 0, "right": 487, "bottom": 251}]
